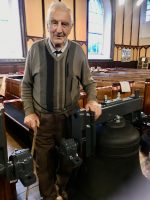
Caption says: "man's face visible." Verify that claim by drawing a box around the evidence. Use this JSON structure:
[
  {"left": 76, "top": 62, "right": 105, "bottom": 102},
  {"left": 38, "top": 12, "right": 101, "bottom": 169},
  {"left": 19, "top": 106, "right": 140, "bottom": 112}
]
[{"left": 48, "top": 9, "right": 72, "bottom": 48}]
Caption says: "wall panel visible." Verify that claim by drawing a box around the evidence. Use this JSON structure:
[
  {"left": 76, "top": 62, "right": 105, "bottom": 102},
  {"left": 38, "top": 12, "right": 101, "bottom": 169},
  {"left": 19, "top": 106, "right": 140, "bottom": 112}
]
[
  {"left": 25, "top": 0, "right": 43, "bottom": 37},
  {"left": 114, "top": 47, "right": 118, "bottom": 61},
  {"left": 131, "top": 0, "right": 140, "bottom": 45},
  {"left": 140, "top": 47, "right": 146, "bottom": 57},
  {"left": 76, "top": 0, "right": 87, "bottom": 41},
  {"left": 123, "top": 0, "right": 132, "bottom": 45},
  {"left": 146, "top": 48, "right": 150, "bottom": 57},
  {"left": 115, "top": 0, "right": 124, "bottom": 44}
]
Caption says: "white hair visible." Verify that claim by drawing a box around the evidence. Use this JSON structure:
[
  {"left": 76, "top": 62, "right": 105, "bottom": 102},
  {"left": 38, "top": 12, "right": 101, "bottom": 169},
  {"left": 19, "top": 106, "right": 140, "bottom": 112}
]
[{"left": 46, "top": 0, "right": 73, "bottom": 27}]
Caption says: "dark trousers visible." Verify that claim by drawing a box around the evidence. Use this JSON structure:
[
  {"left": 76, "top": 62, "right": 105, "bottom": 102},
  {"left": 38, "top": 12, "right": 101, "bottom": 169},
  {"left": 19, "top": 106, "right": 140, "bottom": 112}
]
[{"left": 35, "top": 112, "right": 68, "bottom": 200}]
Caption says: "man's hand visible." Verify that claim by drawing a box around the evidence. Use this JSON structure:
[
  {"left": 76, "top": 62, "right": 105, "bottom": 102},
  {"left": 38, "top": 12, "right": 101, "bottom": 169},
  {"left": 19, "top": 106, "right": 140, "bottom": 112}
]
[
  {"left": 24, "top": 113, "right": 40, "bottom": 132},
  {"left": 85, "top": 101, "right": 102, "bottom": 120}
]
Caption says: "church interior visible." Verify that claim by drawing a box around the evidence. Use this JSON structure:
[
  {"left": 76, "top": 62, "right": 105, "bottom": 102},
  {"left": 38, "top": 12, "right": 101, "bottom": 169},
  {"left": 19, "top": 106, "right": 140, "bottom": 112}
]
[{"left": 1, "top": 0, "right": 150, "bottom": 199}]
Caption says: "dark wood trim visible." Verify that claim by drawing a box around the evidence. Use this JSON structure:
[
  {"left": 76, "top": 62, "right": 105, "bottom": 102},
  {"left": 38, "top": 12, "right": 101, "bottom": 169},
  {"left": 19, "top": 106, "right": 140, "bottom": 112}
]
[
  {"left": 110, "top": 0, "right": 116, "bottom": 59},
  {"left": 73, "top": 0, "right": 76, "bottom": 40},
  {"left": 87, "top": 0, "right": 89, "bottom": 57},
  {"left": 0, "top": 61, "right": 25, "bottom": 74},
  {"left": 0, "top": 60, "right": 25, "bottom": 65},
  {"left": 42, "top": 0, "right": 46, "bottom": 38},
  {"left": 115, "top": 44, "right": 150, "bottom": 49},
  {"left": 88, "top": 59, "right": 137, "bottom": 69},
  {"left": 138, "top": 47, "right": 141, "bottom": 58},
  {"left": 18, "top": 0, "right": 27, "bottom": 58},
  {"left": 0, "top": 65, "right": 25, "bottom": 74},
  {"left": 114, "top": 44, "right": 150, "bottom": 60},
  {"left": 74, "top": 40, "right": 87, "bottom": 46},
  {"left": 133, "top": 47, "right": 135, "bottom": 60},
  {"left": 26, "top": 35, "right": 43, "bottom": 42},
  {"left": 115, "top": 44, "right": 138, "bottom": 48}
]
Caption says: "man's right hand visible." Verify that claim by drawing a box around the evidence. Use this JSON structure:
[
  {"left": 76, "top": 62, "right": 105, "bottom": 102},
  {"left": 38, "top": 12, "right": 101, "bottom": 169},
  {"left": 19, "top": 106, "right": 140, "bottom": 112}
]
[{"left": 24, "top": 113, "right": 40, "bottom": 132}]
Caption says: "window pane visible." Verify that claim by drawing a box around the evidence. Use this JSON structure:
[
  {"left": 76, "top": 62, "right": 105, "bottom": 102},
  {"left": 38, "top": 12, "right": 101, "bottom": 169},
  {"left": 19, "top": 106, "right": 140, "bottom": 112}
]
[
  {"left": 89, "top": 13, "right": 103, "bottom": 33},
  {"left": 146, "top": 14, "right": 150, "bottom": 22},
  {"left": 88, "top": 33, "right": 103, "bottom": 55},
  {"left": 146, "top": 0, "right": 150, "bottom": 22},
  {"left": 88, "top": 0, "right": 104, "bottom": 58},
  {"left": 89, "top": 22, "right": 103, "bottom": 34},
  {"left": 146, "top": 10, "right": 150, "bottom": 15},
  {"left": 0, "top": 0, "right": 23, "bottom": 59}
]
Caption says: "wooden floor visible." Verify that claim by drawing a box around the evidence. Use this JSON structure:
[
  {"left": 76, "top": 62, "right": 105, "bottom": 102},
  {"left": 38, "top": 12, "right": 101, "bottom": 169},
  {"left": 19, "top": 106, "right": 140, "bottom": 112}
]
[{"left": 6, "top": 130, "right": 150, "bottom": 200}]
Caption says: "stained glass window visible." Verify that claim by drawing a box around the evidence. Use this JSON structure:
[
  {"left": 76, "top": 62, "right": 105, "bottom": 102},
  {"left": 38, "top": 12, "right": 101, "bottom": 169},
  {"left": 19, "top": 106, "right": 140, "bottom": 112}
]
[
  {"left": 146, "top": 0, "right": 150, "bottom": 22},
  {"left": 88, "top": 0, "right": 111, "bottom": 59},
  {"left": 0, "top": 0, "right": 23, "bottom": 59},
  {"left": 88, "top": 0, "right": 104, "bottom": 58}
]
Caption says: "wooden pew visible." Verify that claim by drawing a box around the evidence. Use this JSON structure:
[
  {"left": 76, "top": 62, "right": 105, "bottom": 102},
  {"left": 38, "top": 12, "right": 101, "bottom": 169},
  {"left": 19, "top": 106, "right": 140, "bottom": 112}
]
[
  {"left": 143, "top": 79, "right": 150, "bottom": 115},
  {"left": 92, "top": 68, "right": 150, "bottom": 83},
  {"left": 92, "top": 68, "right": 148, "bottom": 101},
  {"left": 0, "top": 104, "right": 17, "bottom": 200},
  {"left": 96, "top": 86, "right": 112, "bottom": 103},
  {"left": 131, "top": 81, "right": 145, "bottom": 98},
  {"left": 3, "top": 69, "right": 150, "bottom": 132}
]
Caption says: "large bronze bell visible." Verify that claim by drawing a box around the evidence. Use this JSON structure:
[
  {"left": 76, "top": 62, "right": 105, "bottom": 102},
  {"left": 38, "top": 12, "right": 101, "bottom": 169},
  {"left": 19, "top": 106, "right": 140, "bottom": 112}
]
[{"left": 69, "top": 116, "right": 150, "bottom": 200}]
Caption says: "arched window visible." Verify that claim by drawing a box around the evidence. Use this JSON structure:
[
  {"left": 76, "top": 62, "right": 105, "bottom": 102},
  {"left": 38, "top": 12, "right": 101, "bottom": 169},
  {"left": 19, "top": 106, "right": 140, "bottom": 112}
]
[
  {"left": 0, "top": 0, "right": 25, "bottom": 59},
  {"left": 88, "top": 0, "right": 112, "bottom": 59}
]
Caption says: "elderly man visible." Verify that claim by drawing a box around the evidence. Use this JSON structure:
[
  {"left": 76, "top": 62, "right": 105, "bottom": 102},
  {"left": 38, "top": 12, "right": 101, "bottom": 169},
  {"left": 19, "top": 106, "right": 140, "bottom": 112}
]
[{"left": 21, "top": 1, "right": 101, "bottom": 199}]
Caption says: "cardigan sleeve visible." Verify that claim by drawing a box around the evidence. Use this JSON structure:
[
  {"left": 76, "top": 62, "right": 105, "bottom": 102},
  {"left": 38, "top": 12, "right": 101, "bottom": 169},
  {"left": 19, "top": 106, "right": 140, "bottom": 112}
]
[{"left": 21, "top": 48, "right": 35, "bottom": 116}]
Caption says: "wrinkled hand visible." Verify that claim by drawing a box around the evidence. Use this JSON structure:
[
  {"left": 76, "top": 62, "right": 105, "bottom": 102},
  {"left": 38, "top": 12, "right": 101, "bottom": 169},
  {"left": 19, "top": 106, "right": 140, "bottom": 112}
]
[
  {"left": 24, "top": 113, "right": 40, "bottom": 132},
  {"left": 85, "top": 101, "right": 102, "bottom": 120}
]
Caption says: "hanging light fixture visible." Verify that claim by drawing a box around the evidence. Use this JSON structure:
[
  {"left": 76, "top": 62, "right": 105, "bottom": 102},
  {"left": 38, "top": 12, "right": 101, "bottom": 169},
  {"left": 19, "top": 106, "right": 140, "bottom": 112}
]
[
  {"left": 119, "top": 0, "right": 125, "bottom": 6},
  {"left": 136, "top": 0, "right": 144, "bottom": 6}
]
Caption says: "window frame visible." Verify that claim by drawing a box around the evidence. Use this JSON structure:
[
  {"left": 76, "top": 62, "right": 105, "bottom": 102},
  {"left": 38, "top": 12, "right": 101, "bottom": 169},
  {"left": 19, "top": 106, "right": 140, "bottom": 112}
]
[
  {"left": 87, "top": 0, "right": 115, "bottom": 61},
  {"left": 0, "top": 0, "right": 26, "bottom": 63}
]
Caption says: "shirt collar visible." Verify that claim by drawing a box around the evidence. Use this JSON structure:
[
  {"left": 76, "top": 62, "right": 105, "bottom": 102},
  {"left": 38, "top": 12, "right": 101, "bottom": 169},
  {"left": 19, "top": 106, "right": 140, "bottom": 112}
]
[{"left": 48, "top": 39, "right": 68, "bottom": 54}]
